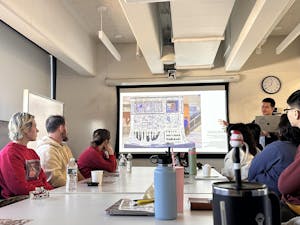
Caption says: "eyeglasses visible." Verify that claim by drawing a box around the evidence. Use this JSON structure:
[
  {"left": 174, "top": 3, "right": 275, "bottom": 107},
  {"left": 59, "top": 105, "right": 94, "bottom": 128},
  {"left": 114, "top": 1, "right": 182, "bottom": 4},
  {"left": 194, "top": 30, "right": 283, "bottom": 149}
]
[{"left": 283, "top": 108, "right": 298, "bottom": 113}]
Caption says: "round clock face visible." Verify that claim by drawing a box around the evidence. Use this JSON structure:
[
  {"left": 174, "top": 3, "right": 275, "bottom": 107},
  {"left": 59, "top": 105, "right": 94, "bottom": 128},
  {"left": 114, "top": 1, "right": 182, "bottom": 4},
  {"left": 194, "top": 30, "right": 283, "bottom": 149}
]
[{"left": 261, "top": 76, "right": 281, "bottom": 94}]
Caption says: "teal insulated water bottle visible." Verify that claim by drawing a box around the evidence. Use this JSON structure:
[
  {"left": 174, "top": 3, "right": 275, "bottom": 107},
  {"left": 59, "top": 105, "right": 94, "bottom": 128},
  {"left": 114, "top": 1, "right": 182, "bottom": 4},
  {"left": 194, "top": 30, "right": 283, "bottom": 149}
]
[{"left": 154, "top": 155, "right": 177, "bottom": 220}]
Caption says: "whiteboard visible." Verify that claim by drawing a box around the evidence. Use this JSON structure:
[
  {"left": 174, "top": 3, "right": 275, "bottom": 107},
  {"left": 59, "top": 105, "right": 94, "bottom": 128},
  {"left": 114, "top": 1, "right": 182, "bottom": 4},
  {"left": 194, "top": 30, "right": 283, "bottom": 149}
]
[
  {"left": 0, "top": 120, "right": 9, "bottom": 149},
  {"left": 23, "top": 89, "right": 64, "bottom": 150}
]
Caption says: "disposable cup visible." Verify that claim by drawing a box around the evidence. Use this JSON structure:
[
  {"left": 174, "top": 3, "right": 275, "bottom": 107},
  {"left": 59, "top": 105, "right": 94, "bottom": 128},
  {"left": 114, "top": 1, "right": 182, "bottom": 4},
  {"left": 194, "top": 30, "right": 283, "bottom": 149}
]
[
  {"left": 202, "top": 164, "right": 211, "bottom": 177},
  {"left": 91, "top": 170, "right": 104, "bottom": 185}
]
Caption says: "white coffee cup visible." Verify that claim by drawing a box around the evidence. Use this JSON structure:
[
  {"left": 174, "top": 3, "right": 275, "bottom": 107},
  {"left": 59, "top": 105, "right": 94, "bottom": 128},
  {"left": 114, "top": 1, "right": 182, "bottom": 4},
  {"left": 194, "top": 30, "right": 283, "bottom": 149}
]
[
  {"left": 202, "top": 164, "right": 211, "bottom": 177},
  {"left": 91, "top": 170, "right": 104, "bottom": 185}
]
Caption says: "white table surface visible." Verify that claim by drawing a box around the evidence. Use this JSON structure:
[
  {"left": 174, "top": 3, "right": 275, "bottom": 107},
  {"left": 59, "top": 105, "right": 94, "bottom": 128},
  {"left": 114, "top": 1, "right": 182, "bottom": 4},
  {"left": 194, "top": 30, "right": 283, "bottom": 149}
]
[
  {"left": 51, "top": 167, "right": 226, "bottom": 194},
  {"left": 0, "top": 193, "right": 214, "bottom": 225}
]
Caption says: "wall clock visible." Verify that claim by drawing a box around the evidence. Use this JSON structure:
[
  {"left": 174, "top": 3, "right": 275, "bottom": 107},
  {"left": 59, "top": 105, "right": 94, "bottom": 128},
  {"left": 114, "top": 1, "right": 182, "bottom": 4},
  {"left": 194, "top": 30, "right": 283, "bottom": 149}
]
[{"left": 261, "top": 75, "right": 281, "bottom": 94}]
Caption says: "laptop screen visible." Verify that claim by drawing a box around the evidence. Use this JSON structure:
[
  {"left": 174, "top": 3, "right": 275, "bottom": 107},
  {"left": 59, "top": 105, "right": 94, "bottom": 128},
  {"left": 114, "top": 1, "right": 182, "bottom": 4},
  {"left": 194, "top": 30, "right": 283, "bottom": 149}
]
[{"left": 255, "top": 115, "right": 281, "bottom": 133}]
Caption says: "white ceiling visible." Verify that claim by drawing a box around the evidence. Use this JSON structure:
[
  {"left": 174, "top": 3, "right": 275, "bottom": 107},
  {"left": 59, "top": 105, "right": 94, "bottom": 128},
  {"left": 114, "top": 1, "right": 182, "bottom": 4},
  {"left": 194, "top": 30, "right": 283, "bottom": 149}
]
[
  {"left": 1, "top": 0, "right": 300, "bottom": 75},
  {"left": 271, "top": 0, "right": 300, "bottom": 36},
  {"left": 61, "top": 0, "right": 300, "bottom": 74},
  {"left": 63, "top": 0, "right": 300, "bottom": 42},
  {"left": 62, "top": 0, "right": 136, "bottom": 43}
]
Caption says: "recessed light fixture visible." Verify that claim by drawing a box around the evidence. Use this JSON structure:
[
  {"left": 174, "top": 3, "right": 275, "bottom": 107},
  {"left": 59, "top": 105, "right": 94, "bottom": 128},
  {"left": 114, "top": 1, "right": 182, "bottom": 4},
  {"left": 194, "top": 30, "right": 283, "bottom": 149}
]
[{"left": 114, "top": 34, "right": 123, "bottom": 39}]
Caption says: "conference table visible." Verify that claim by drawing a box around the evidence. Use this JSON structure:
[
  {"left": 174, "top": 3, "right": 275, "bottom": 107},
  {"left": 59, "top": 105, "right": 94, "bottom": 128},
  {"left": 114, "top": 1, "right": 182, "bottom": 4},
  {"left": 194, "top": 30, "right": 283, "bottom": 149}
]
[
  {"left": 0, "top": 167, "right": 226, "bottom": 225},
  {"left": 0, "top": 193, "right": 214, "bottom": 225},
  {"left": 51, "top": 166, "right": 227, "bottom": 194}
]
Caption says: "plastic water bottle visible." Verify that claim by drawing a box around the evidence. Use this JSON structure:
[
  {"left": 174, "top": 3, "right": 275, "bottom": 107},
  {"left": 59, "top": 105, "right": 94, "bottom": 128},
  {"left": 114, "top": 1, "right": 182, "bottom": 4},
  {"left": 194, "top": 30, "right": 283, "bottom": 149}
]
[
  {"left": 66, "top": 158, "right": 78, "bottom": 192},
  {"left": 188, "top": 148, "right": 197, "bottom": 175},
  {"left": 126, "top": 153, "right": 133, "bottom": 173},
  {"left": 154, "top": 155, "right": 177, "bottom": 220},
  {"left": 118, "top": 154, "right": 127, "bottom": 176}
]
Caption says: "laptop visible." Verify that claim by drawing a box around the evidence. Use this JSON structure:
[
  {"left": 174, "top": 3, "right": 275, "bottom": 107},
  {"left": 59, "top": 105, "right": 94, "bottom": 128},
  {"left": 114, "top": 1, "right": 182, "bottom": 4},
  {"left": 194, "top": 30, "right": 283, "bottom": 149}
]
[{"left": 255, "top": 115, "right": 281, "bottom": 132}]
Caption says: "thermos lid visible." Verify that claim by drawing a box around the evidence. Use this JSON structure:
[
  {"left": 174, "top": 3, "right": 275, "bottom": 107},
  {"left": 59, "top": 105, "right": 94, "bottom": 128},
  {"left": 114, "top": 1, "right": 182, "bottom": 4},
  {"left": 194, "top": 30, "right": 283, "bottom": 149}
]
[{"left": 213, "top": 181, "right": 268, "bottom": 197}]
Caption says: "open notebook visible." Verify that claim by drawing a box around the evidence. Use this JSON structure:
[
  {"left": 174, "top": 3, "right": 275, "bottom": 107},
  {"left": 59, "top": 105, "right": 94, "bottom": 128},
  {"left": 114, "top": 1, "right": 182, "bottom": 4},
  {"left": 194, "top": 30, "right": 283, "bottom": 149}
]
[{"left": 105, "top": 199, "right": 154, "bottom": 216}]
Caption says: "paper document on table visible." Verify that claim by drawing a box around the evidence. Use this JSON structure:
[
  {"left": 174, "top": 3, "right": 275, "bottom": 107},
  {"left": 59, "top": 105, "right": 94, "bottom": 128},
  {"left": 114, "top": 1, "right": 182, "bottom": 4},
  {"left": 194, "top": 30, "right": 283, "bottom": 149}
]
[
  {"left": 119, "top": 199, "right": 154, "bottom": 212},
  {"left": 105, "top": 199, "right": 154, "bottom": 216}
]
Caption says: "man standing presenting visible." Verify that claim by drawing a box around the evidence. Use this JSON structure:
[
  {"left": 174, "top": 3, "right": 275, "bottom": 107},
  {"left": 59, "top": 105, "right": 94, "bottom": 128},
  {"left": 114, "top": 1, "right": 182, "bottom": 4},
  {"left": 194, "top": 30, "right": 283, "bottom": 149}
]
[
  {"left": 258, "top": 98, "right": 278, "bottom": 147},
  {"left": 220, "top": 97, "right": 278, "bottom": 147},
  {"left": 260, "top": 97, "right": 276, "bottom": 116},
  {"left": 36, "top": 115, "right": 84, "bottom": 188}
]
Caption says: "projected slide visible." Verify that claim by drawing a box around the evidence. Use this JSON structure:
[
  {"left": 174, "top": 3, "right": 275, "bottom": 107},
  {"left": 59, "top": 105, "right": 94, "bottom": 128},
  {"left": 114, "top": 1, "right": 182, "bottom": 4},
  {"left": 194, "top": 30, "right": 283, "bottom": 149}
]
[
  {"left": 124, "top": 96, "right": 195, "bottom": 148},
  {"left": 119, "top": 85, "right": 228, "bottom": 154}
]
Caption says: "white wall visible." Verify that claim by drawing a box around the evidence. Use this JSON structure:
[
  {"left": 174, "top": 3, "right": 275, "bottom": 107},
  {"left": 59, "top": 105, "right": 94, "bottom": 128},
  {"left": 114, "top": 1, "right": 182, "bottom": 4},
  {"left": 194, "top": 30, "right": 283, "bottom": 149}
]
[
  {"left": 56, "top": 43, "right": 150, "bottom": 155},
  {"left": 1, "top": 21, "right": 300, "bottom": 171},
  {"left": 57, "top": 36, "right": 300, "bottom": 171},
  {"left": 0, "top": 0, "right": 96, "bottom": 76},
  {"left": 0, "top": 22, "right": 50, "bottom": 121},
  {"left": 229, "top": 36, "right": 300, "bottom": 123}
]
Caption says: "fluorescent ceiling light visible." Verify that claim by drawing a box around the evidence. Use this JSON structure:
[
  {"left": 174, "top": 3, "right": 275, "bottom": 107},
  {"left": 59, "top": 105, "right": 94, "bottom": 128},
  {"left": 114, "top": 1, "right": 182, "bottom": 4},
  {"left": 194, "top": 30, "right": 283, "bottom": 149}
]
[
  {"left": 98, "top": 6, "right": 121, "bottom": 61},
  {"left": 172, "top": 36, "right": 224, "bottom": 43},
  {"left": 98, "top": 30, "right": 121, "bottom": 61},
  {"left": 276, "top": 23, "right": 300, "bottom": 55}
]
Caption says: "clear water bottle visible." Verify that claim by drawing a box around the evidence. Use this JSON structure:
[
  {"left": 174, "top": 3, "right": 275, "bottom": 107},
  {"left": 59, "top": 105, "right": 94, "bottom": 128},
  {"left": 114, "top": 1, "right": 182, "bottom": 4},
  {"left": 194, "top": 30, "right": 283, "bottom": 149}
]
[
  {"left": 66, "top": 158, "right": 78, "bottom": 192},
  {"left": 126, "top": 153, "right": 133, "bottom": 173},
  {"left": 154, "top": 155, "right": 177, "bottom": 220},
  {"left": 118, "top": 154, "right": 127, "bottom": 176}
]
